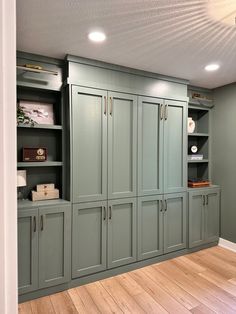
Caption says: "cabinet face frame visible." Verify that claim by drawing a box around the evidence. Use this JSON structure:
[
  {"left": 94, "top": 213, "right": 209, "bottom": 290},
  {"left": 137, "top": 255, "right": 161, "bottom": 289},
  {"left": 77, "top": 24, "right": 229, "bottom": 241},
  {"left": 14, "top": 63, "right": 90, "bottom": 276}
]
[{"left": 138, "top": 96, "right": 164, "bottom": 196}]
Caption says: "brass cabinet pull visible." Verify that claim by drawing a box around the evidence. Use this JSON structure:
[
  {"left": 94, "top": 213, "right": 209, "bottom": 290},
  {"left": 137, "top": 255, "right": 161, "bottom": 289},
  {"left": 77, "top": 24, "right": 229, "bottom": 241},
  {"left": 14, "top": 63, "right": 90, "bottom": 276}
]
[
  {"left": 160, "top": 104, "right": 163, "bottom": 120},
  {"left": 109, "top": 206, "right": 112, "bottom": 220},
  {"left": 104, "top": 96, "right": 107, "bottom": 115},
  {"left": 33, "top": 216, "right": 36, "bottom": 233},
  {"left": 110, "top": 97, "right": 113, "bottom": 116},
  {"left": 103, "top": 206, "right": 107, "bottom": 221},
  {"left": 40, "top": 215, "right": 44, "bottom": 231},
  {"left": 165, "top": 104, "right": 168, "bottom": 120}
]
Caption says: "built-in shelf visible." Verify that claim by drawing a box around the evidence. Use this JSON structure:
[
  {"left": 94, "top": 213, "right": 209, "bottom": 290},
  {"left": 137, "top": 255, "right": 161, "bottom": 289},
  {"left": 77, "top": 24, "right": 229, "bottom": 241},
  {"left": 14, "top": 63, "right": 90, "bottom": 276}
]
[
  {"left": 17, "top": 65, "right": 58, "bottom": 76},
  {"left": 18, "top": 198, "right": 70, "bottom": 209},
  {"left": 188, "top": 159, "right": 209, "bottom": 163},
  {"left": 17, "top": 124, "right": 62, "bottom": 130},
  {"left": 17, "top": 161, "right": 63, "bottom": 167},
  {"left": 188, "top": 133, "right": 209, "bottom": 137}
]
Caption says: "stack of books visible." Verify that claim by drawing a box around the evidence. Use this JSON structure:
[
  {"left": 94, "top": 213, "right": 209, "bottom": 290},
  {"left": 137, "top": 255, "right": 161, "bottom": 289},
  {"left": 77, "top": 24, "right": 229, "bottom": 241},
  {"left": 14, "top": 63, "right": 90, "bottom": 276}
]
[{"left": 188, "top": 154, "right": 203, "bottom": 161}]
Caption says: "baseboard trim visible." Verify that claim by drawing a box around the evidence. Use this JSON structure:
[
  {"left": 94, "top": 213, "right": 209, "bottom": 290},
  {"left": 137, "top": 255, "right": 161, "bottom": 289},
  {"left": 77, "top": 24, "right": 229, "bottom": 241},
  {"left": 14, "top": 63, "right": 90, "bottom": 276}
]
[{"left": 218, "top": 238, "right": 236, "bottom": 253}]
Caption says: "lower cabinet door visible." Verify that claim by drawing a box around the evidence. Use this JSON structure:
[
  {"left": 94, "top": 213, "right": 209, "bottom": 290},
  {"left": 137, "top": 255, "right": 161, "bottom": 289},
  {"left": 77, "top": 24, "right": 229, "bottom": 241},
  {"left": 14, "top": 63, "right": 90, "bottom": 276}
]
[
  {"left": 18, "top": 209, "right": 38, "bottom": 295},
  {"left": 108, "top": 198, "right": 137, "bottom": 268},
  {"left": 163, "top": 193, "right": 187, "bottom": 254},
  {"left": 38, "top": 205, "right": 71, "bottom": 289},
  {"left": 72, "top": 202, "right": 107, "bottom": 278},
  {"left": 188, "top": 191, "right": 205, "bottom": 248},
  {"left": 205, "top": 189, "right": 220, "bottom": 244},
  {"left": 138, "top": 195, "right": 163, "bottom": 260}
]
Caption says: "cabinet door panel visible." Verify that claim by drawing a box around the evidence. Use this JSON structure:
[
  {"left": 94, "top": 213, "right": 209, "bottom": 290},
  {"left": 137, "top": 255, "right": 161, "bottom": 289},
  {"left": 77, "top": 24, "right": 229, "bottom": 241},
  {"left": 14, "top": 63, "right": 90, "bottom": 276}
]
[
  {"left": 164, "top": 193, "right": 187, "bottom": 253},
  {"left": 164, "top": 100, "right": 187, "bottom": 193},
  {"left": 108, "top": 198, "right": 137, "bottom": 268},
  {"left": 18, "top": 209, "right": 38, "bottom": 295},
  {"left": 38, "top": 205, "right": 71, "bottom": 288},
  {"left": 205, "top": 189, "right": 220, "bottom": 243},
  {"left": 188, "top": 191, "right": 205, "bottom": 248},
  {"left": 138, "top": 97, "right": 164, "bottom": 196},
  {"left": 138, "top": 195, "right": 163, "bottom": 260},
  {"left": 108, "top": 92, "right": 137, "bottom": 199},
  {"left": 72, "top": 202, "right": 107, "bottom": 278},
  {"left": 72, "top": 86, "right": 107, "bottom": 202}
]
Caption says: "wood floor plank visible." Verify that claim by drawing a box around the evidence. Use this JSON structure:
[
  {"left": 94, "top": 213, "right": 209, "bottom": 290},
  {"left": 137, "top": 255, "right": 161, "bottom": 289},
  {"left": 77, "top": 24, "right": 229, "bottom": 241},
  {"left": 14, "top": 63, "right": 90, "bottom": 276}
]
[
  {"left": 18, "top": 302, "right": 33, "bottom": 314},
  {"left": 68, "top": 287, "right": 100, "bottom": 314},
  {"left": 116, "top": 273, "right": 168, "bottom": 313},
  {"left": 30, "top": 296, "right": 55, "bottom": 314},
  {"left": 50, "top": 291, "right": 78, "bottom": 314},
  {"left": 190, "top": 304, "right": 217, "bottom": 314}
]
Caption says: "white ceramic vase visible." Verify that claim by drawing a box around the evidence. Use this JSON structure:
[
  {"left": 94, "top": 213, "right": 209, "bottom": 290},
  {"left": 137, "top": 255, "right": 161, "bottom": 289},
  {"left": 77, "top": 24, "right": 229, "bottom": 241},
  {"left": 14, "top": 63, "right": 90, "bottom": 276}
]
[{"left": 188, "top": 117, "right": 195, "bottom": 133}]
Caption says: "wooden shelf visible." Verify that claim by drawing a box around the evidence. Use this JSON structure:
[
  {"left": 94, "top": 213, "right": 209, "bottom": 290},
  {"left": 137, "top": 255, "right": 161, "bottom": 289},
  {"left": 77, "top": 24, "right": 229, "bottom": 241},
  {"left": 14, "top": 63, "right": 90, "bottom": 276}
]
[
  {"left": 17, "top": 161, "right": 63, "bottom": 167},
  {"left": 188, "top": 133, "right": 209, "bottom": 137},
  {"left": 188, "top": 159, "right": 209, "bottom": 163},
  {"left": 17, "top": 65, "right": 58, "bottom": 76},
  {"left": 17, "top": 124, "right": 62, "bottom": 130}
]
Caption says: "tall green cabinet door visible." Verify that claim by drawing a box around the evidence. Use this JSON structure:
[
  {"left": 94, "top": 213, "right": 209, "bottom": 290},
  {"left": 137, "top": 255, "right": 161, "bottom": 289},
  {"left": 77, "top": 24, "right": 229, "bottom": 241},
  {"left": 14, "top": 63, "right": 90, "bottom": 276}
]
[
  {"left": 163, "top": 193, "right": 187, "bottom": 254},
  {"left": 108, "top": 92, "right": 137, "bottom": 199},
  {"left": 138, "top": 97, "right": 164, "bottom": 196},
  {"left": 163, "top": 100, "right": 187, "bottom": 194},
  {"left": 137, "top": 195, "right": 164, "bottom": 260},
  {"left": 108, "top": 198, "right": 137, "bottom": 268},
  {"left": 72, "top": 86, "right": 107, "bottom": 203},
  {"left": 72, "top": 201, "right": 107, "bottom": 278},
  {"left": 38, "top": 205, "right": 71, "bottom": 289},
  {"left": 205, "top": 189, "right": 220, "bottom": 244},
  {"left": 188, "top": 190, "right": 205, "bottom": 248},
  {"left": 18, "top": 209, "right": 38, "bottom": 295}
]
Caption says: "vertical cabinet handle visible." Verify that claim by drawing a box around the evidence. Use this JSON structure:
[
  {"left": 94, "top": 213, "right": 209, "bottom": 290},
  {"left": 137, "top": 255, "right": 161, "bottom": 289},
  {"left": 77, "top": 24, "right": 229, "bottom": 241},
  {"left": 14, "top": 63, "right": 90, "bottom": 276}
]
[
  {"left": 40, "top": 215, "right": 44, "bottom": 231},
  {"left": 165, "top": 200, "right": 167, "bottom": 211},
  {"left": 206, "top": 195, "right": 209, "bottom": 205},
  {"left": 104, "top": 96, "right": 107, "bottom": 115},
  {"left": 103, "top": 206, "right": 107, "bottom": 221},
  {"left": 160, "top": 104, "right": 163, "bottom": 120},
  {"left": 203, "top": 195, "right": 205, "bottom": 206},
  {"left": 110, "top": 97, "right": 113, "bottom": 116},
  {"left": 33, "top": 216, "right": 36, "bottom": 233},
  {"left": 109, "top": 206, "right": 112, "bottom": 220},
  {"left": 160, "top": 200, "right": 163, "bottom": 212},
  {"left": 165, "top": 104, "right": 168, "bottom": 120}
]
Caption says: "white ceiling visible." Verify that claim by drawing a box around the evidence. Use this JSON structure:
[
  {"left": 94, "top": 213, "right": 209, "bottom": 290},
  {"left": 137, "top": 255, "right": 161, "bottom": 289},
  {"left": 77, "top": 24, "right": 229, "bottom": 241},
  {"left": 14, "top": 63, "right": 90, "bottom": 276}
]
[{"left": 17, "top": 0, "right": 236, "bottom": 89}]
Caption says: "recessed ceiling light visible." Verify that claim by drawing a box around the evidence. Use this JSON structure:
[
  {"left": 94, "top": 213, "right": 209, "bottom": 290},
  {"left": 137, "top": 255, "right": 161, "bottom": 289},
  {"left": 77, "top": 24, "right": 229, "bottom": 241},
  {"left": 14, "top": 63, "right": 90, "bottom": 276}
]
[
  {"left": 88, "top": 31, "right": 106, "bottom": 43},
  {"left": 205, "top": 64, "right": 220, "bottom": 72}
]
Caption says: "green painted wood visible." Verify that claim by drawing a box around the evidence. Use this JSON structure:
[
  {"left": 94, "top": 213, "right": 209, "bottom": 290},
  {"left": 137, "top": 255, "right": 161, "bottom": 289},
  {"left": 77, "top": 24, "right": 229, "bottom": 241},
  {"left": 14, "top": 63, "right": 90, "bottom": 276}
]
[
  {"left": 108, "top": 198, "right": 137, "bottom": 268},
  {"left": 18, "top": 209, "right": 38, "bottom": 295},
  {"left": 38, "top": 205, "right": 71, "bottom": 289},
  {"left": 205, "top": 189, "right": 220, "bottom": 244},
  {"left": 72, "top": 201, "right": 107, "bottom": 278},
  {"left": 163, "top": 193, "right": 187, "bottom": 254},
  {"left": 71, "top": 86, "right": 107, "bottom": 203},
  {"left": 164, "top": 100, "right": 187, "bottom": 193},
  {"left": 137, "top": 195, "right": 164, "bottom": 260},
  {"left": 108, "top": 92, "right": 137, "bottom": 199},
  {"left": 138, "top": 96, "right": 164, "bottom": 196},
  {"left": 188, "top": 190, "right": 205, "bottom": 248}
]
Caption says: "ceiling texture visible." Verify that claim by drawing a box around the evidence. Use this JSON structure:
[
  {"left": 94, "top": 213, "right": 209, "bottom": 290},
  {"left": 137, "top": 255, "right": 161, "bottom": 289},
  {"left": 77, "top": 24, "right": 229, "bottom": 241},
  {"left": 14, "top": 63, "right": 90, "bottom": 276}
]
[{"left": 17, "top": 0, "right": 236, "bottom": 89}]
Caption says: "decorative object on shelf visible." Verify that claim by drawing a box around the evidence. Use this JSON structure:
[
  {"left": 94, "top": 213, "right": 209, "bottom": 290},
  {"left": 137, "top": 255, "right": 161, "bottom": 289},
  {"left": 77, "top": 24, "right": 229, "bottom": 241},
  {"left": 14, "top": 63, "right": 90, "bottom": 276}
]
[
  {"left": 17, "top": 104, "right": 37, "bottom": 126},
  {"left": 188, "top": 179, "right": 210, "bottom": 188},
  {"left": 31, "top": 183, "right": 59, "bottom": 201},
  {"left": 18, "top": 100, "right": 55, "bottom": 125},
  {"left": 188, "top": 117, "right": 195, "bottom": 133},
  {"left": 188, "top": 154, "right": 203, "bottom": 160},
  {"left": 17, "top": 170, "right": 27, "bottom": 200},
  {"left": 23, "top": 147, "right": 47, "bottom": 162},
  {"left": 189, "top": 145, "right": 198, "bottom": 154},
  {"left": 17, "top": 64, "right": 58, "bottom": 76}
]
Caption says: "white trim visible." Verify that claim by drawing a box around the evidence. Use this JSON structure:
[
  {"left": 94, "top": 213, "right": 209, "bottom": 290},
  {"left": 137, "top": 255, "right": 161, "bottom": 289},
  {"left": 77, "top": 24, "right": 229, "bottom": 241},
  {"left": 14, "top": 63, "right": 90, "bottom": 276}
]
[{"left": 218, "top": 238, "right": 236, "bottom": 253}]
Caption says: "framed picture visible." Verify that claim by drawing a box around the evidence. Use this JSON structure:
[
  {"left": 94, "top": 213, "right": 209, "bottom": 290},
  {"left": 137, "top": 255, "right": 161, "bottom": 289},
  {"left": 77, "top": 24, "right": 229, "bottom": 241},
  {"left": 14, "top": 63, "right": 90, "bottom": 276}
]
[{"left": 18, "top": 100, "right": 55, "bottom": 125}]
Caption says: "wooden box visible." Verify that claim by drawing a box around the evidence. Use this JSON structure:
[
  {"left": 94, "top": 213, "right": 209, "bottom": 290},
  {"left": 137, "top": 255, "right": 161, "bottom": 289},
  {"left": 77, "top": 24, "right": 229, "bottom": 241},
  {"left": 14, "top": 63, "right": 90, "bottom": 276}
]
[
  {"left": 32, "top": 189, "right": 59, "bottom": 201},
  {"left": 36, "top": 183, "right": 55, "bottom": 192},
  {"left": 23, "top": 147, "right": 47, "bottom": 162}
]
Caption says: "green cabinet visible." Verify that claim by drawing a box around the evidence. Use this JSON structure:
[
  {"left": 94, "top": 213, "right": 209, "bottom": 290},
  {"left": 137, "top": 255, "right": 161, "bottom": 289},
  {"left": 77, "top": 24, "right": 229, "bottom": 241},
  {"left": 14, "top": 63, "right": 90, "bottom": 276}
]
[
  {"left": 138, "top": 98, "right": 187, "bottom": 196},
  {"left": 18, "top": 204, "right": 71, "bottom": 295},
  {"left": 72, "top": 198, "right": 137, "bottom": 278},
  {"left": 72, "top": 201, "right": 107, "bottom": 278},
  {"left": 72, "top": 87, "right": 137, "bottom": 202},
  {"left": 188, "top": 188, "right": 220, "bottom": 248}
]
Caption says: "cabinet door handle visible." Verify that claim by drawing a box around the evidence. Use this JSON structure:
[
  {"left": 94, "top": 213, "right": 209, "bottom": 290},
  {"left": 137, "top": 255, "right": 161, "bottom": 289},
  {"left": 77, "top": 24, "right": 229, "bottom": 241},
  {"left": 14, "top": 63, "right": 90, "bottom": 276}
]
[
  {"left": 33, "top": 216, "right": 36, "bottom": 233},
  {"left": 206, "top": 195, "right": 209, "bottom": 205},
  {"left": 104, "top": 96, "right": 107, "bottom": 115},
  {"left": 103, "top": 206, "right": 107, "bottom": 221},
  {"left": 203, "top": 195, "right": 205, "bottom": 206},
  {"left": 110, "top": 97, "right": 113, "bottom": 116},
  {"left": 160, "top": 104, "right": 164, "bottom": 120},
  {"left": 40, "top": 215, "right": 44, "bottom": 231},
  {"left": 165, "top": 200, "right": 167, "bottom": 211},
  {"left": 165, "top": 104, "right": 168, "bottom": 120},
  {"left": 109, "top": 206, "right": 112, "bottom": 220},
  {"left": 160, "top": 200, "right": 163, "bottom": 212}
]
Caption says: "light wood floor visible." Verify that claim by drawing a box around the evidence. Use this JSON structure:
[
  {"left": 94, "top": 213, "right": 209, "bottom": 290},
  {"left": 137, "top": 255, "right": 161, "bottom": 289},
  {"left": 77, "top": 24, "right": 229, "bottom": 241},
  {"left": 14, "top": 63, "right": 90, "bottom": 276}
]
[{"left": 19, "top": 246, "right": 236, "bottom": 314}]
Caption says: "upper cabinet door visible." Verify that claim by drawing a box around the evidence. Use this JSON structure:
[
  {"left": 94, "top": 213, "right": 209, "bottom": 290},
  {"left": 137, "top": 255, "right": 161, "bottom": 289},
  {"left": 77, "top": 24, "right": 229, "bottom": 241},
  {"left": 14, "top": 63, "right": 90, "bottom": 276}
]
[
  {"left": 72, "top": 86, "right": 108, "bottom": 203},
  {"left": 205, "top": 189, "right": 220, "bottom": 244},
  {"left": 163, "top": 100, "right": 187, "bottom": 194},
  {"left": 138, "top": 96, "right": 164, "bottom": 196},
  {"left": 108, "top": 92, "right": 137, "bottom": 199}
]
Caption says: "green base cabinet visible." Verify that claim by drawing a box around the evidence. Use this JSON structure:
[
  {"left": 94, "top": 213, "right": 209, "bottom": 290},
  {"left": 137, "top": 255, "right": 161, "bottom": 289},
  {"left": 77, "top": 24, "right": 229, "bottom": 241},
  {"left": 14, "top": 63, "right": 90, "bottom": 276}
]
[
  {"left": 18, "top": 204, "right": 71, "bottom": 295},
  {"left": 188, "top": 187, "right": 220, "bottom": 248}
]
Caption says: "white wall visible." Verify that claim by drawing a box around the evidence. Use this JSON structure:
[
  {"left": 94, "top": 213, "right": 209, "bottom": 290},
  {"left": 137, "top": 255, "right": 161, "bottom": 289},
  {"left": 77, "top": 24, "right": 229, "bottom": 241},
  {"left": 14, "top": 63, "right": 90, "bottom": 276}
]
[{"left": 0, "top": 0, "right": 17, "bottom": 313}]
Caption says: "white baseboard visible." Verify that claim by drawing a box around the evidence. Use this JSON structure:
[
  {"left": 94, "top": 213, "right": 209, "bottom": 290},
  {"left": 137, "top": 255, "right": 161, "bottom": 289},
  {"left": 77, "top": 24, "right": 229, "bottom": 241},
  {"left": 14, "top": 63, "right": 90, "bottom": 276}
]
[{"left": 218, "top": 238, "right": 236, "bottom": 253}]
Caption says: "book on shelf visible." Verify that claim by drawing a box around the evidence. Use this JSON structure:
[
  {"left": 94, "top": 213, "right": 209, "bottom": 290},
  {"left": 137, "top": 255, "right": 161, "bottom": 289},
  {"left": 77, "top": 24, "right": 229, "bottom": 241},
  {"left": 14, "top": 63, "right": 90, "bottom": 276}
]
[{"left": 188, "top": 154, "right": 203, "bottom": 160}]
